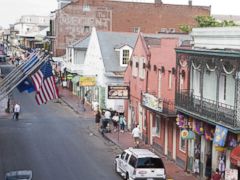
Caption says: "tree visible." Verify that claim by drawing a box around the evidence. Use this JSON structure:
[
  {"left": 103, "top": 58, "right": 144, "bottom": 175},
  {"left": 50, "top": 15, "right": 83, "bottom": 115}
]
[{"left": 179, "top": 16, "right": 239, "bottom": 33}]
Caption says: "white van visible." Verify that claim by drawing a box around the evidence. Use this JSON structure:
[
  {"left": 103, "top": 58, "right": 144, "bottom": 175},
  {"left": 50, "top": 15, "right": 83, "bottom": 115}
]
[{"left": 114, "top": 147, "right": 166, "bottom": 180}]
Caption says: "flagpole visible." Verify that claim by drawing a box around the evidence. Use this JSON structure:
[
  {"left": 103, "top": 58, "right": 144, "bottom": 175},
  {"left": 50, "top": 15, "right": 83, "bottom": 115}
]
[
  {"left": 0, "top": 52, "right": 45, "bottom": 93},
  {"left": 0, "top": 54, "right": 49, "bottom": 102}
]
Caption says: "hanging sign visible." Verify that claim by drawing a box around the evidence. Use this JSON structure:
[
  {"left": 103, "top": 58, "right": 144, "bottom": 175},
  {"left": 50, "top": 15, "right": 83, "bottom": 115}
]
[
  {"left": 213, "top": 125, "right": 228, "bottom": 147},
  {"left": 181, "top": 130, "right": 195, "bottom": 140},
  {"left": 181, "top": 130, "right": 189, "bottom": 139},
  {"left": 79, "top": 76, "right": 96, "bottom": 86},
  {"left": 108, "top": 85, "right": 129, "bottom": 99}
]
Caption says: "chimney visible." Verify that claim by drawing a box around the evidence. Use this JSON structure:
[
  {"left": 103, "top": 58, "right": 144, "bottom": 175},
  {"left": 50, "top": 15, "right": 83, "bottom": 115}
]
[
  {"left": 155, "top": 0, "right": 162, "bottom": 4},
  {"left": 189, "top": 0, "right": 192, "bottom": 6}
]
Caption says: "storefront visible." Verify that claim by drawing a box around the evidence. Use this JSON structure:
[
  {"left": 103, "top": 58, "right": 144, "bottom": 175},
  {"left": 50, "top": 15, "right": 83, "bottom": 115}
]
[
  {"left": 71, "top": 75, "right": 80, "bottom": 96},
  {"left": 176, "top": 114, "right": 215, "bottom": 177},
  {"left": 79, "top": 76, "right": 97, "bottom": 107}
]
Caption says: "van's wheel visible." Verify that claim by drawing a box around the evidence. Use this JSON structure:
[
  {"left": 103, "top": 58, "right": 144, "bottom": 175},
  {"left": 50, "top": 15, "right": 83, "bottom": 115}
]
[{"left": 125, "top": 172, "right": 129, "bottom": 180}]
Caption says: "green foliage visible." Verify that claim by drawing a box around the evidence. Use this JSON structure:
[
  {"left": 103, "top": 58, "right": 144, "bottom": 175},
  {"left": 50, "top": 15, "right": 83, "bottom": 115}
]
[
  {"left": 195, "top": 16, "right": 238, "bottom": 27},
  {"left": 179, "top": 25, "right": 192, "bottom": 33},
  {"left": 179, "top": 16, "right": 239, "bottom": 33}
]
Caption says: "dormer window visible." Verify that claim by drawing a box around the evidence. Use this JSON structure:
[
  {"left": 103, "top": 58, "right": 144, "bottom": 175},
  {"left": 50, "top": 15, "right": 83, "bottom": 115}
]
[
  {"left": 122, "top": 49, "right": 130, "bottom": 65},
  {"left": 117, "top": 45, "right": 132, "bottom": 67}
]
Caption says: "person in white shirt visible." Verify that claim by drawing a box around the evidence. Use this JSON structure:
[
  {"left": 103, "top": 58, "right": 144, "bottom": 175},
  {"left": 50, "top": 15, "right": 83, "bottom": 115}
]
[
  {"left": 13, "top": 103, "right": 21, "bottom": 120},
  {"left": 112, "top": 112, "right": 119, "bottom": 132},
  {"left": 132, "top": 124, "right": 141, "bottom": 148},
  {"left": 104, "top": 110, "right": 111, "bottom": 120}
]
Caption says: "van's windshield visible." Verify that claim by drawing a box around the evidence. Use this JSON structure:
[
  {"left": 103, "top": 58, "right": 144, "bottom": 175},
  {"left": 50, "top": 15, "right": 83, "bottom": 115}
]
[{"left": 136, "top": 157, "right": 165, "bottom": 169}]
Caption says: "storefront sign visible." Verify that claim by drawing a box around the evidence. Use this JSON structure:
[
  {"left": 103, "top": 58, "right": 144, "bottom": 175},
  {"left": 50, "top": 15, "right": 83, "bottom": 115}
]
[
  {"left": 79, "top": 76, "right": 96, "bottom": 86},
  {"left": 213, "top": 125, "right": 228, "bottom": 147},
  {"left": 225, "top": 169, "right": 238, "bottom": 180},
  {"left": 67, "top": 74, "right": 73, "bottom": 80},
  {"left": 181, "top": 130, "right": 195, "bottom": 140},
  {"left": 108, "top": 85, "right": 129, "bottom": 99},
  {"left": 181, "top": 130, "right": 189, "bottom": 139},
  {"left": 142, "top": 93, "right": 163, "bottom": 112}
]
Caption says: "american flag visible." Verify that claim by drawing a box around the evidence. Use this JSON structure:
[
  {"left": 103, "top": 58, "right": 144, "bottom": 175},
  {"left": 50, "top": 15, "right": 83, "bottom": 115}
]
[{"left": 31, "top": 61, "right": 59, "bottom": 105}]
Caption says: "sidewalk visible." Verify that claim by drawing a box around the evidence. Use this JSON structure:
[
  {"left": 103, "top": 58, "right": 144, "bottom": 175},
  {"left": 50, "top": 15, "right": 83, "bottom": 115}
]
[{"left": 58, "top": 86, "right": 197, "bottom": 180}]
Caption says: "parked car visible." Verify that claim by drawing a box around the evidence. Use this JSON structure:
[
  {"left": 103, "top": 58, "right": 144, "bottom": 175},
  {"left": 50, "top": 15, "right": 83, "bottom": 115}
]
[
  {"left": 114, "top": 147, "right": 166, "bottom": 180},
  {"left": 5, "top": 170, "right": 32, "bottom": 180}
]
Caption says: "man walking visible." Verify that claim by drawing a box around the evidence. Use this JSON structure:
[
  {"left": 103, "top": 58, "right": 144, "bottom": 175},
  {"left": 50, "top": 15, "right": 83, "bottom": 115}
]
[
  {"left": 13, "top": 102, "right": 21, "bottom": 120},
  {"left": 132, "top": 124, "right": 141, "bottom": 148}
]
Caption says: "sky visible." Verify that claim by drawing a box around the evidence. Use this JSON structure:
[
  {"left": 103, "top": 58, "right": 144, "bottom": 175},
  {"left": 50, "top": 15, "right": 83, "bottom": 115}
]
[{"left": 0, "top": 0, "right": 240, "bottom": 28}]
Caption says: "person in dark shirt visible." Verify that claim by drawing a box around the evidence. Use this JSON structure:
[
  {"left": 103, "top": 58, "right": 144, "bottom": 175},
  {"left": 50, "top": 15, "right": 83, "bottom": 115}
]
[{"left": 205, "top": 152, "right": 212, "bottom": 180}]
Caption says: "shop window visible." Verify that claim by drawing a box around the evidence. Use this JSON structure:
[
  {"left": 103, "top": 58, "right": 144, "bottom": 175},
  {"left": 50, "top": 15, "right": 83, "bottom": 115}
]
[{"left": 179, "top": 135, "right": 186, "bottom": 152}]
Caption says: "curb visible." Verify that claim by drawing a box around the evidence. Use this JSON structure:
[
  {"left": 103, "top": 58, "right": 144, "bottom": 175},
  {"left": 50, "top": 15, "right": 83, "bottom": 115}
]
[{"left": 59, "top": 97, "right": 80, "bottom": 115}]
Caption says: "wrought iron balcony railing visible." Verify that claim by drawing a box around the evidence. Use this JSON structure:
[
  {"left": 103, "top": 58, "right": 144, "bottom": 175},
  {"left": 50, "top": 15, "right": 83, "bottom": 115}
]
[
  {"left": 162, "top": 98, "right": 176, "bottom": 116},
  {"left": 175, "top": 89, "right": 238, "bottom": 128}
]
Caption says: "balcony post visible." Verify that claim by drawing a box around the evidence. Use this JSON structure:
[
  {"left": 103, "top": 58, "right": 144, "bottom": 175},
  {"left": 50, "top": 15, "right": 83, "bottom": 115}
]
[
  {"left": 215, "top": 64, "right": 221, "bottom": 121},
  {"left": 200, "top": 60, "right": 204, "bottom": 109}
]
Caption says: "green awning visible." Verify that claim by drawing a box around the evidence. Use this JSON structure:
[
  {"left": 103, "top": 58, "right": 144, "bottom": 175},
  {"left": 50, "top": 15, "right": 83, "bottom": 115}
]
[{"left": 71, "top": 75, "right": 80, "bottom": 84}]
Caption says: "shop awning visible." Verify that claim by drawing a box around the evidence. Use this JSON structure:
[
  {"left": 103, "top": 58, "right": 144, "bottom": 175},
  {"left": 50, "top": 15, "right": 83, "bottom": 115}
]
[
  {"left": 71, "top": 75, "right": 80, "bottom": 84},
  {"left": 230, "top": 146, "right": 240, "bottom": 166}
]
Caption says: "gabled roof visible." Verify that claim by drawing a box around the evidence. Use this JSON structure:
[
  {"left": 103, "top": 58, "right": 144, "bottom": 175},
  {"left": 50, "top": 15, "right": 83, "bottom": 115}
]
[
  {"left": 69, "top": 36, "right": 90, "bottom": 49},
  {"left": 142, "top": 33, "right": 191, "bottom": 46},
  {"left": 96, "top": 31, "right": 138, "bottom": 72}
]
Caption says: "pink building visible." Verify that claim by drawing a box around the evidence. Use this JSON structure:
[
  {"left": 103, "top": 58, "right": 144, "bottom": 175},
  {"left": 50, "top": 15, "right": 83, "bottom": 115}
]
[{"left": 124, "top": 33, "right": 191, "bottom": 168}]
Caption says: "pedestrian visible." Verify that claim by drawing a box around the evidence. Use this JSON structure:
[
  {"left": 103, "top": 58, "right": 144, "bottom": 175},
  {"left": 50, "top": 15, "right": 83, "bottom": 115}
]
[
  {"left": 95, "top": 109, "right": 101, "bottom": 129},
  {"left": 112, "top": 112, "right": 119, "bottom": 132},
  {"left": 119, "top": 114, "right": 126, "bottom": 133},
  {"left": 205, "top": 152, "right": 212, "bottom": 180},
  {"left": 218, "top": 154, "right": 225, "bottom": 179},
  {"left": 104, "top": 109, "right": 111, "bottom": 121},
  {"left": 193, "top": 144, "right": 200, "bottom": 174},
  {"left": 132, "top": 124, "right": 141, "bottom": 148},
  {"left": 13, "top": 102, "right": 21, "bottom": 120},
  {"left": 82, "top": 97, "right": 85, "bottom": 111},
  {"left": 212, "top": 168, "right": 221, "bottom": 180}
]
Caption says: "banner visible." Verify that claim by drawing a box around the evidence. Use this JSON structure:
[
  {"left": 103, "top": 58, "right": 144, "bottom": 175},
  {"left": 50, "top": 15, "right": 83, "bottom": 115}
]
[
  {"left": 108, "top": 85, "right": 129, "bottom": 99},
  {"left": 142, "top": 93, "right": 163, "bottom": 112},
  {"left": 213, "top": 125, "right": 228, "bottom": 147},
  {"left": 79, "top": 76, "right": 96, "bottom": 86}
]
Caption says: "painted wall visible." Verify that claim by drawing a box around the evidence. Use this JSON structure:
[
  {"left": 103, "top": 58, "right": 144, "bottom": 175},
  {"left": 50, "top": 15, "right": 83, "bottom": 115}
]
[{"left": 54, "top": 0, "right": 210, "bottom": 56}]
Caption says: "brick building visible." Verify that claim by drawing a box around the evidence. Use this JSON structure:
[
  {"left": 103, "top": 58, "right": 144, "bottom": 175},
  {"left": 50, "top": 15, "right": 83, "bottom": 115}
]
[
  {"left": 124, "top": 32, "right": 191, "bottom": 168},
  {"left": 52, "top": 0, "right": 210, "bottom": 56}
]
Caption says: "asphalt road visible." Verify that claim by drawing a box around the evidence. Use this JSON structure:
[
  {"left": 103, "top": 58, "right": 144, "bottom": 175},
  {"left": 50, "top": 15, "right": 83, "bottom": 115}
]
[{"left": 0, "top": 91, "right": 122, "bottom": 180}]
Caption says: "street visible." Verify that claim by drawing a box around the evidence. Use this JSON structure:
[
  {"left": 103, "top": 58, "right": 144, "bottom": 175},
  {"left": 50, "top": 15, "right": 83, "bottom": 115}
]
[{"left": 0, "top": 90, "right": 122, "bottom": 180}]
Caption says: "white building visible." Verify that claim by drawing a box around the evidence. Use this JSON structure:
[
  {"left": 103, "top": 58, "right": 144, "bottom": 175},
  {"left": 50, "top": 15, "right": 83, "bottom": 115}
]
[
  {"left": 65, "top": 27, "right": 138, "bottom": 111},
  {"left": 14, "top": 15, "right": 50, "bottom": 36}
]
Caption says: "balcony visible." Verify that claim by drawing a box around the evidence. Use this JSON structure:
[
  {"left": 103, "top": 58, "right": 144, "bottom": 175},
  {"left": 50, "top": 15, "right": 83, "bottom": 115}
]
[
  {"left": 141, "top": 93, "right": 176, "bottom": 117},
  {"left": 175, "top": 90, "right": 238, "bottom": 129}
]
